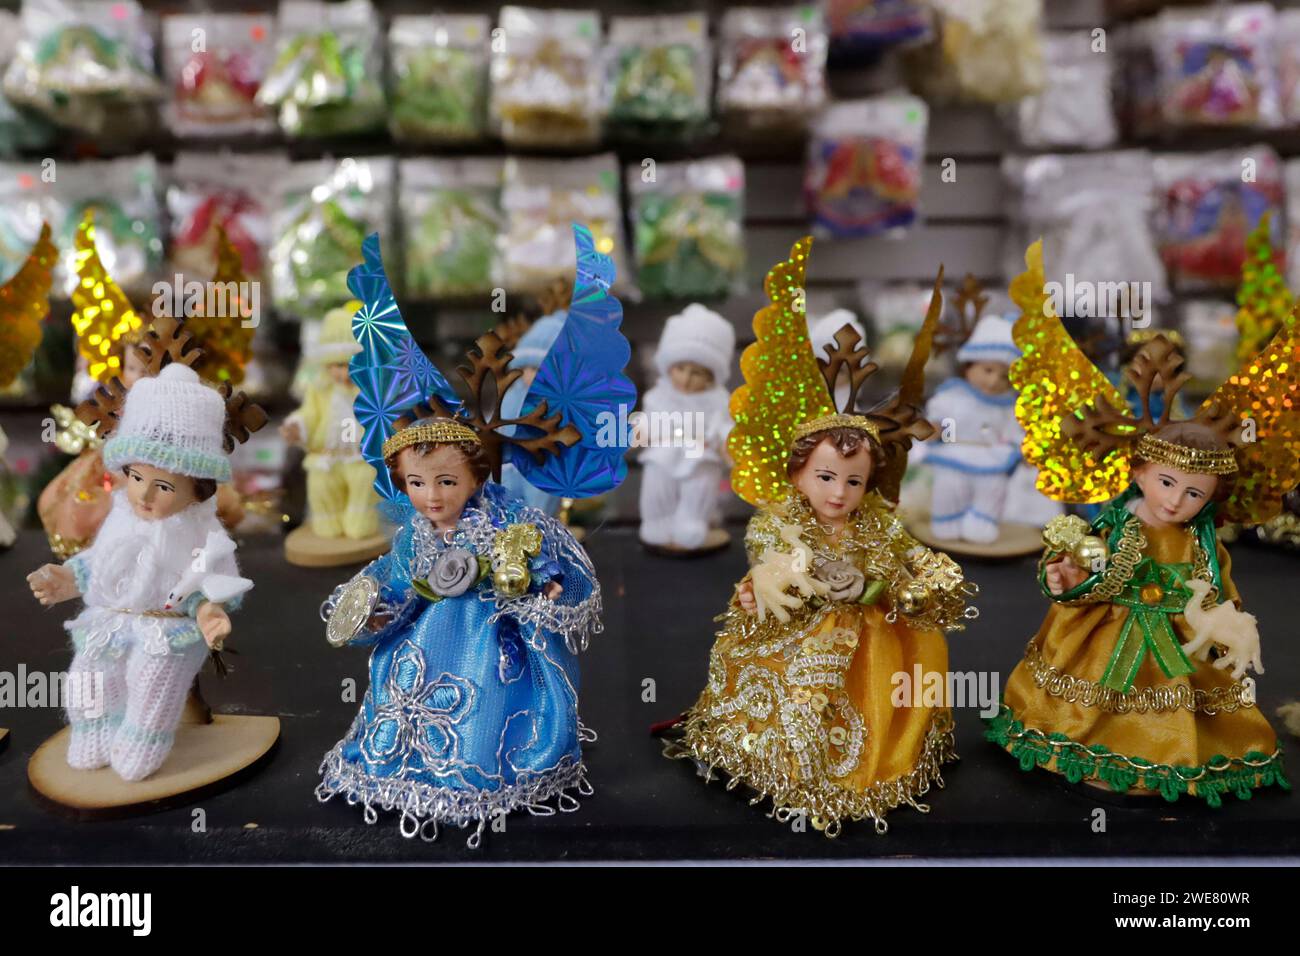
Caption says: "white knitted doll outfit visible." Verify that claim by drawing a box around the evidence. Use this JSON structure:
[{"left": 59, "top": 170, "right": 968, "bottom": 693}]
[{"left": 63, "top": 364, "right": 245, "bottom": 781}]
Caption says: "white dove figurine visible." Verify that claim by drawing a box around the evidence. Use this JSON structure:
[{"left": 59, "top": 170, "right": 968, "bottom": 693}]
[{"left": 163, "top": 530, "right": 254, "bottom": 611}]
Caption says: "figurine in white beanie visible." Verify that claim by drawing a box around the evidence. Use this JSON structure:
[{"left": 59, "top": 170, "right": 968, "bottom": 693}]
[
  {"left": 636, "top": 304, "right": 735, "bottom": 553},
  {"left": 281, "top": 301, "right": 385, "bottom": 566},
  {"left": 27, "top": 322, "right": 267, "bottom": 783},
  {"left": 923, "top": 313, "right": 1061, "bottom": 545}
]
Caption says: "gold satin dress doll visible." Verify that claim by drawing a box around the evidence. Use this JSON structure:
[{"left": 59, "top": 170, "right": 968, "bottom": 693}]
[
  {"left": 986, "top": 241, "right": 1298, "bottom": 804},
  {"left": 662, "top": 238, "right": 978, "bottom": 835}
]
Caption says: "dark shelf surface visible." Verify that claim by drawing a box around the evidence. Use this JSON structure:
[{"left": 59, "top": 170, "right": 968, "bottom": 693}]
[{"left": 0, "top": 523, "right": 1297, "bottom": 864}]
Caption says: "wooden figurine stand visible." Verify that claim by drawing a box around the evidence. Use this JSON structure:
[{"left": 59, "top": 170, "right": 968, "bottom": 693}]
[
  {"left": 284, "top": 525, "right": 389, "bottom": 568},
  {"left": 904, "top": 510, "right": 1044, "bottom": 559},
  {"left": 642, "top": 527, "right": 731, "bottom": 558},
  {"left": 27, "top": 683, "right": 278, "bottom": 819}
]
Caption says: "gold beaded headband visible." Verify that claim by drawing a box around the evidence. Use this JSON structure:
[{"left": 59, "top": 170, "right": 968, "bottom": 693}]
[
  {"left": 1134, "top": 434, "right": 1237, "bottom": 476},
  {"left": 382, "top": 419, "right": 481, "bottom": 461},
  {"left": 792, "top": 413, "right": 881, "bottom": 444}
]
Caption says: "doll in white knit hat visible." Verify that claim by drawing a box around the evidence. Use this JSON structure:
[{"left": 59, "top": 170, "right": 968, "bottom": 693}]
[
  {"left": 281, "top": 301, "right": 386, "bottom": 567},
  {"left": 921, "top": 312, "right": 1061, "bottom": 550},
  {"left": 27, "top": 329, "right": 268, "bottom": 784},
  {"left": 635, "top": 304, "right": 735, "bottom": 554}
]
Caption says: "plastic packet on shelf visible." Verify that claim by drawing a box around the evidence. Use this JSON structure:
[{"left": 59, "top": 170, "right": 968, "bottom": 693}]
[
  {"left": 827, "top": 0, "right": 932, "bottom": 60},
  {"left": 257, "top": 0, "right": 385, "bottom": 139},
  {"left": 717, "top": 5, "right": 827, "bottom": 134},
  {"left": 163, "top": 12, "right": 277, "bottom": 138},
  {"left": 400, "top": 157, "right": 504, "bottom": 301},
  {"left": 500, "top": 154, "right": 627, "bottom": 295},
  {"left": 1013, "top": 31, "right": 1117, "bottom": 149},
  {"left": 628, "top": 155, "right": 744, "bottom": 301},
  {"left": 269, "top": 156, "right": 393, "bottom": 318},
  {"left": 604, "top": 12, "right": 712, "bottom": 141},
  {"left": 490, "top": 6, "right": 603, "bottom": 149},
  {"left": 389, "top": 14, "right": 490, "bottom": 145},
  {"left": 805, "top": 93, "right": 927, "bottom": 239}
]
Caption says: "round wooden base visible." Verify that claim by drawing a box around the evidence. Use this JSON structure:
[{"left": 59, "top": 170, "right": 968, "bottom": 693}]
[
  {"left": 642, "top": 527, "right": 731, "bottom": 558},
  {"left": 27, "top": 715, "right": 280, "bottom": 819},
  {"left": 903, "top": 511, "right": 1044, "bottom": 559},
  {"left": 284, "top": 525, "right": 389, "bottom": 568}
]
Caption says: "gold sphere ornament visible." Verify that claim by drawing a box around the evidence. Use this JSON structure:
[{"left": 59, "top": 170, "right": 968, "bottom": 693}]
[
  {"left": 1070, "top": 535, "right": 1109, "bottom": 574},
  {"left": 896, "top": 582, "right": 931, "bottom": 615}
]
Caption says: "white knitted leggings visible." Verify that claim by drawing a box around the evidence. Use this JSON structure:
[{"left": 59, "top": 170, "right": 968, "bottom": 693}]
[
  {"left": 639, "top": 463, "right": 723, "bottom": 549},
  {"left": 66, "top": 640, "right": 208, "bottom": 781}
]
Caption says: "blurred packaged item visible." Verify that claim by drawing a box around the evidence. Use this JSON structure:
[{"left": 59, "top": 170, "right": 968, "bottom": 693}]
[
  {"left": 1180, "top": 299, "right": 1238, "bottom": 390},
  {"left": 908, "top": 0, "right": 1044, "bottom": 105},
  {"left": 47, "top": 155, "right": 163, "bottom": 299},
  {"left": 257, "top": 0, "right": 385, "bottom": 139},
  {"left": 827, "top": 0, "right": 932, "bottom": 61},
  {"left": 1286, "top": 160, "right": 1300, "bottom": 293},
  {"left": 604, "top": 13, "right": 712, "bottom": 141},
  {"left": 388, "top": 14, "right": 490, "bottom": 145},
  {"left": 1278, "top": 12, "right": 1300, "bottom": 126},
  {"left": 0, "top": 10, "right": 56, "bottom": 156},
  {"left": 270, "top": 156, "right": 393, "bottom": 318},
  {"left": 1116, "top": 20, "right": 1161, "bottom": 140},
  {"left": 490, "top": 6, "right": 602, "bottom": 149},
  {"left": 168, "top": 151, "right": 286, "bottom": 285},
  {"left": 1152, "top": 4, "right": 1279, "bottom": 129},
  {"left": 163, "top": 12, "right": 276, "bottom": 138},
  {"left": 716, "top": 5, "right": 827, "bottom": 134},
  {"left": 1003, "top": 151, "right": 1168, "bottom": 304},
  {"left": 0, "top": 160, "right": 51, "bottom": 283},
  {"left": 805, "top": 93, "right": 926, "bottom": 239},
  {"left": 400, "top": 157, "right": 504, "bottom": 300},
  {"left": 501, "top": 154, "right": 626, "bottom": 294},
  {"left": 1154, "top": 146, "right": 1283, "bottom": 290},
  {"left": 628, "top": 155, "right": 744, "bottom": 301},
  {"left": 1014, "top": 31, "right": 1117, "bottom": 149},
  {"left": 3, "top": 0, "right": 162, "bottom": 138}
]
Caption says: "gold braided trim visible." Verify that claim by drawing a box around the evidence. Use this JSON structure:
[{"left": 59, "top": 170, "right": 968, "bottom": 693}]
[
  {"left": 1021, "top": 641, "right": 1256, "bottom": 715},
  {"left": 106, "top": 607, "right": 187, "bottom": 618},
  {"left": 1135, "top": 434, "right": 1237, "bottom": 475},
  {"left": 664, "top": 706, "right": 956, "bottom": 837},
  {"left": 1041, "top": 516, "right": 1146, "bottom": 606},
  {"left": 47, "top": 531, "right": 90, "bottom": 561},
  {"left": 792, "top": 413, "right": 880, "bottom": 444},
  {"left": 382, "top": 420, "right": 481, "bottom": 461}
]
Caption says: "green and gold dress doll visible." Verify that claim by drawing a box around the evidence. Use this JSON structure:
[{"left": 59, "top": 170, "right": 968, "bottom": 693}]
[
  {"left": 661, "top": 238, "right": 978, "bottom": 835},
  {"left": 986, "top": 241, "right": 1299, "bottom": 804}
]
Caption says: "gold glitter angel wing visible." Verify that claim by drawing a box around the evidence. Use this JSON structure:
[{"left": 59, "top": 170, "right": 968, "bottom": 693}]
[
  {"left": 1201, "top": 321, "right": 1300, "bottom": 524},
  {"left": 1008, "top": 240, "right": 1130, "bottom": 503},
  {"left": 71, "top": 211, "right": 146, "bottom": 383},
  {"left": 0, "top": 223, "right": 56, "bottom": 388},
  {"left": 184, "top": 225, "right": 256, "bottom": 385},
  {"left": 728, "top": 236, "right": 835, "bottom": 506}
]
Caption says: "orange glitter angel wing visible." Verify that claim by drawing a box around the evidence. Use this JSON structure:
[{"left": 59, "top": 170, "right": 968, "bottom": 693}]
[
  {"left": 186, "top": 225, "right": 256, "bottom": 385},
  {"left": 727, "top": 236, "right": 835, "bottom": 506},
  {"left": 1008, "top": 240, "right": 1130, "bottom": 503},
  {"left": 0, "top": 223, "right": 56, "bottom": 388},
  {"left": 70, "top": 210, "right": 146, "bottom": 383},
  {"left": 1201, "top": 320, "right": 1300, "bottom": 524}
]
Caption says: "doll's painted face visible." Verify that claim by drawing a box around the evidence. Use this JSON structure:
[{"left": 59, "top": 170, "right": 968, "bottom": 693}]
[
  {"left": 398, "top": 445, "right": 480, "bottom": 530},
  {"left": 793, "top": 439, "right": 872, "bottom": 525},
  {"left": 327, "top": 362, "right": 351, "bottom": 386},
  {"left": 669, "top": 361, "right": 715, "bottom": 394},
  {"left": 1133, "top": 461, "right": 1219, "bottom": 527},
  {"left": 120, "top": 344, "right": 149, "bottom": 389},
  {"left": 964, "top": 360, "right": 1011, "bottom": 396},
  {"left": 123, "top": 463, "right": 198, "bottom": 520}
]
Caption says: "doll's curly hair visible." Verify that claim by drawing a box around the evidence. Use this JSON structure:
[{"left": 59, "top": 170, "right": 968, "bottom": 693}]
[{"left": 786, "top": 426, "right": 887, "bottom": 485}]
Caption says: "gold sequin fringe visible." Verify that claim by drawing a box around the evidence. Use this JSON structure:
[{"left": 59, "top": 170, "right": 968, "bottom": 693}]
[{"left": 663, "top": 709, "right": 957, "bottom": 837}]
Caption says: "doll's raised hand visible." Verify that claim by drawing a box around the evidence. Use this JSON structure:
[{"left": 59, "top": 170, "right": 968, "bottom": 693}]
[
  {"left": 197, "top": 601, "right": 232, "bottom": 651},
  {"left": 28, "top": 563, "right": 79, "bottom": 606},
  {"left": 543, "top": 581, "right": 563, "bottom": 601},
  {"left": 736, "top": 579, "right": 757, "bottom": 614},
  {"left": 1045, "top": 555, "right": 1087, "bottom": 596}
]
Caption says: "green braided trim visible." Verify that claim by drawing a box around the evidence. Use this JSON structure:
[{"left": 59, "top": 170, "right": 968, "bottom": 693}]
[
  {"left": 103, "top": 435, "right": 231, "bottom": 482},
  {"left": 984, "top": 703, "right": 1291, "bottom": 807}
]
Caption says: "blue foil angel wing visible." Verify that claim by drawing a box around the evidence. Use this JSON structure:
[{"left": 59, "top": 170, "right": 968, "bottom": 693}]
[
  {"left": 507, "top": 224, "right": 637, "bottom": 498},
  {"left": 347, "top": 233, "right": 464, "bottom": 501}
]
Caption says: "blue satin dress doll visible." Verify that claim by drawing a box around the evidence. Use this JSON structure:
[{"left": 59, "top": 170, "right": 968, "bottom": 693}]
[{"left": 317, "top": 225, "right": 635, "bottom": 845}]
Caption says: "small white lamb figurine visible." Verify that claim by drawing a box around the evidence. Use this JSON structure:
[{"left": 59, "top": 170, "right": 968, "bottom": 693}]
[
  {"left": 749, "top": 522, "right": 830, "bottom": 623},
  {"left": 1181, "top": 578, "right": 1264, "bottom": 681},
  {"left": 164, "top": 530, "right": 254, "bottom": 611}
]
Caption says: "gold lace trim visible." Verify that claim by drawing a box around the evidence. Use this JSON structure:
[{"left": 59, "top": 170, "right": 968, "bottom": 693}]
[
  {"left": 1022, "top": 640, "right": 1255, "bottom": 714},
  {"left": 664, "top": 707, "right": 957, "bottom": 837}
]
